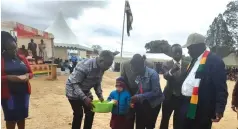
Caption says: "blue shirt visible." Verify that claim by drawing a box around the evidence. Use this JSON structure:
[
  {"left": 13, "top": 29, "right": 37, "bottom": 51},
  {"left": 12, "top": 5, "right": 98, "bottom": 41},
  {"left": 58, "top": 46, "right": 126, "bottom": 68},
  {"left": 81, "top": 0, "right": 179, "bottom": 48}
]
[
  {"left": 4, "top": 57, "right": 29, "bottom": 94},
  {"left": 71, "top": 56, "right": 78, "bottom": 62},
  {"left": 134, "top": 67, "right": 164, "bottom": 108},
  {"left": 107, "top": 90, "right": 131, "bottom": 115}
]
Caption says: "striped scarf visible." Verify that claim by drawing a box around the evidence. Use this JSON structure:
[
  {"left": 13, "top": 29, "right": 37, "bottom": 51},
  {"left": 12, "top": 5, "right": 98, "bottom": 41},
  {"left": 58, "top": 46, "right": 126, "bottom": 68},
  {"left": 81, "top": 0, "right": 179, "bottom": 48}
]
[{"left": 187, "top": 50, "right": 210, "bottom": 119}]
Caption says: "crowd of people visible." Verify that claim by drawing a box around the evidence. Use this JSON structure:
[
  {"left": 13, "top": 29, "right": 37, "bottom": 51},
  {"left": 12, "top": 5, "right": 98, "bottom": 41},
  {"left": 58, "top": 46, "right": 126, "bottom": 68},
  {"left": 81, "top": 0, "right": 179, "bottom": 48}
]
[
  {"left": 1, "top": 30, "right": 238, "bottom": 129},
  {"left": 227, "top": 67, "right": 238, "bottom": 81},
  {"left": 54, "top": 55, "right": 85, "bottom": 74}
]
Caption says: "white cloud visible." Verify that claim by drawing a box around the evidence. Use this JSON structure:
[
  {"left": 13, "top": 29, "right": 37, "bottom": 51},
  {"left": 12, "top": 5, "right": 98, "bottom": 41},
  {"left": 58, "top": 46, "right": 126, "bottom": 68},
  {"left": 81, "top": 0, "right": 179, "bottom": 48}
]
[
  {"left": 1, "top": 0, "right": 230, "bottom": 54},
  {"left": 67, "top": 0, "right": 230, "bottom": 53}
]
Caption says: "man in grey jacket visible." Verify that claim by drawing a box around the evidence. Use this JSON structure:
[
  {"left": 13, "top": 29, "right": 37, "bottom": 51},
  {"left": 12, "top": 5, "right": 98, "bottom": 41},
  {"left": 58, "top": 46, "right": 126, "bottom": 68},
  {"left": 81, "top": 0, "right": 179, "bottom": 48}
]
[
  {"left": 160, "top": 44, "right": 189, "bottom": 129},
  {"left": 66, "top": 50, "right": 114, "bottom": 129}
]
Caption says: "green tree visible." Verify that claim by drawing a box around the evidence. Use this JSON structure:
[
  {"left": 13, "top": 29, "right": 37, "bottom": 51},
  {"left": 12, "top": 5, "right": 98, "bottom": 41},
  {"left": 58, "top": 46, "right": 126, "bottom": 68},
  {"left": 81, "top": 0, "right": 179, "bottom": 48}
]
[
  {"left": 206, "top": 17, "right": 218, "bottom": 49},
  {"left": 206, "top": 14, "right": 235, "bottom": 57},
  {"left": 92, "top": 45, "right": 102, "bottom": 55},
  {"left": 144, "top": 40, "right": 171, "bottom": 56},
  {"left": 223, "top": 0, "right": 238, "bottom": 44}
]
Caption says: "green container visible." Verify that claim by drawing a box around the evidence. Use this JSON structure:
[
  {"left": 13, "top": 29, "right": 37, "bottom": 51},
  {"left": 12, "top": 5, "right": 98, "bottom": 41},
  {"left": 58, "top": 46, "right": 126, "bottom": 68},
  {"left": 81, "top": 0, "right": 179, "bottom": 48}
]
[{"left": 92, "top": 100, "right": 114, "bottom": 113}]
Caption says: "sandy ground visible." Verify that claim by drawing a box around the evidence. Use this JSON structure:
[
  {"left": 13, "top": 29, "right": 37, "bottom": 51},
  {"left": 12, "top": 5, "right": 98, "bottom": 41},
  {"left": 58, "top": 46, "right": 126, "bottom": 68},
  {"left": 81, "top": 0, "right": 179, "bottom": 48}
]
[{"left": 1, "top": 72, "right": 237, "bottom": 129}]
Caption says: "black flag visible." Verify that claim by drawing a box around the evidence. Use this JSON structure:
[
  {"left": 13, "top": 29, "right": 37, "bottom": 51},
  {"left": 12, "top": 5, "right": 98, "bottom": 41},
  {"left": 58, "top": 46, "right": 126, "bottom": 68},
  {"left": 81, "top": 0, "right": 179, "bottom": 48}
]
[{"left": 125, "top": 0, "right": 133, "bottom": 36}]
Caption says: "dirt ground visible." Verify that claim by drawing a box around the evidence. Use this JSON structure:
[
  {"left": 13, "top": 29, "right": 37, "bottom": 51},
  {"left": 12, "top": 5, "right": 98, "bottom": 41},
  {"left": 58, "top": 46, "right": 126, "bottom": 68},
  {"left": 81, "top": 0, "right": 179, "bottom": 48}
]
[{"left": 1, "top": 72, "right": 237, "bottom": 129}]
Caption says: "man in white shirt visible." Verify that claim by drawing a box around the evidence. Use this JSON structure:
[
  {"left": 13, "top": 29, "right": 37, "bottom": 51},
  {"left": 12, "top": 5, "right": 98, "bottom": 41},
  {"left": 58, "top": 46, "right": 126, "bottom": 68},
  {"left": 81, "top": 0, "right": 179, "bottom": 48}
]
[
  {"left": 160, "top": 44, "right": 189, "bottom": 129},
  {"left": 180, "top": 33, "right": 228, "bottom": 129}
]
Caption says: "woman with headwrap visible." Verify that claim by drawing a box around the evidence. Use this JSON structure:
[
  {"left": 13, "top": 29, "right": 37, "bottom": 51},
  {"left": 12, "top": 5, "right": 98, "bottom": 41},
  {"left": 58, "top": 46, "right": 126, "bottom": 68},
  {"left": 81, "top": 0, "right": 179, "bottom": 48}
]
[{"left": 1, "top": 31, "right": 33, "bottom": 129}]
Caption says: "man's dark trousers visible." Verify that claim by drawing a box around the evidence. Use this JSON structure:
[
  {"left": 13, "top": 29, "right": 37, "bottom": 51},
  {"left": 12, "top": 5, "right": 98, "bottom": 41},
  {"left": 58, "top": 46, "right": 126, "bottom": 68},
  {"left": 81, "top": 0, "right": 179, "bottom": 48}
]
[
  {"left": 179, "top": 96, "right": 212, "bottom": 129},
  {"left": 160, "top": 95, "right": 181, "bottom": 129},
  {"left": 135, "top": 100, "right": 161, "bottom": 129},
  {"left": 68, "top": 99, "right": 95, "bottom": 129}
]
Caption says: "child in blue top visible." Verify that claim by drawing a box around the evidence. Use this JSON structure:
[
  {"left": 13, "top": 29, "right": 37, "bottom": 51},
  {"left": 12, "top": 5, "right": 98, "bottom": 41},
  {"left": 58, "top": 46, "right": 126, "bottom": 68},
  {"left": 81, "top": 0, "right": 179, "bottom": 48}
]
[{"left": 107, "top": 77, "right": 131, "bottom": 129}]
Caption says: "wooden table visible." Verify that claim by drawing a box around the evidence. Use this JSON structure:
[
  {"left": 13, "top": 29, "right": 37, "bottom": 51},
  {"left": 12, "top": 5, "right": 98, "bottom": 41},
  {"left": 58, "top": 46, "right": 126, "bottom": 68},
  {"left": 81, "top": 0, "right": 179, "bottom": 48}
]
[
  {"left": 47, "top": 64, "right": 58, "bottom": 80},
  {"left": 30, "top": 64, "right": 49, "bottom": 75}
]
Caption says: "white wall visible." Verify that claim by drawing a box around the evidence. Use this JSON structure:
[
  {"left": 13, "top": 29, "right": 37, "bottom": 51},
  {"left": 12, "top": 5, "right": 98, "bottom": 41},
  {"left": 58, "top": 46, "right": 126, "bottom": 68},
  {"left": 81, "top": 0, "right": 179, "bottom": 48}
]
[
  {"left": 54, "top": 47, "right": 68, "bottom": 60},
  {"left": 79, "top": 50, "right": 87, "bottom": 58}
]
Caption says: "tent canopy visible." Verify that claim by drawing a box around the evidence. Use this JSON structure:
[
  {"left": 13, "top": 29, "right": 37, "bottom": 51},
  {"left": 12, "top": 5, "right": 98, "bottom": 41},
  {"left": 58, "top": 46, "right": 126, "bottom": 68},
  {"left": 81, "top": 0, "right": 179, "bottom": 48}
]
[
  {"left": 45, "top": 11, "right": 92, "bottom": 51},
  {"left": 1, "top": 21, "right": 53, "bottom": 39},
  {"left": 54, "top": 43, "right": 93, "bottom": 51},
  {"left": 114, "top": 52, "right": 172, "bottom": 63},
  {"left": 223, "top": 53, "right": 238, "bottom": 66}
]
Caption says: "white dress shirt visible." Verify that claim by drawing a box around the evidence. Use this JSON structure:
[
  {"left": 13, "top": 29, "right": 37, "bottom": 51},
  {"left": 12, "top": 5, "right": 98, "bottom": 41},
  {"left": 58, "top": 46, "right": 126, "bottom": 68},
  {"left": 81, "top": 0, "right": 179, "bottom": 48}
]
[{"left": 181, "top": 53, "right": 203, "bottom": 96}]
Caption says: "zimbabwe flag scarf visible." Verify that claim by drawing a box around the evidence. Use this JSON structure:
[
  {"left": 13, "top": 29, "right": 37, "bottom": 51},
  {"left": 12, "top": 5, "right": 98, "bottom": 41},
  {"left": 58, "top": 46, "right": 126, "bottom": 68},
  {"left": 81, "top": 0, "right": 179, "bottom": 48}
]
[{"left": 186, "top": 50, "right": 210, "bottom": 119}]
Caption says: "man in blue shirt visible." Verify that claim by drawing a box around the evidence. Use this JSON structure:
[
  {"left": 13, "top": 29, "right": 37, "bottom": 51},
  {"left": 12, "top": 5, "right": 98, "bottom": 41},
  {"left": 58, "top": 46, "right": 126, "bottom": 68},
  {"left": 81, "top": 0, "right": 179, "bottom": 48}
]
[
  {"left": 125, "top": 54, "right": 164, "bottom": 129},
  {"left": 70, "top": 54, "right": 78, "bottom": 69}
]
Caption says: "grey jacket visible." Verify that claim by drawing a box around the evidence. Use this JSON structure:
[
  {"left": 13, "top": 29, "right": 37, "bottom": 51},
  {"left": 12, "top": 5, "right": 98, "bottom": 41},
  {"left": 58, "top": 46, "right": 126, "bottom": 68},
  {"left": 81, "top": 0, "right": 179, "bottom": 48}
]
[
  {"left": 162, "top": 59, "right": 189, "bottom": 99},
  {"left": 66, "top": 58, "right": 103, "bottom": 100}
]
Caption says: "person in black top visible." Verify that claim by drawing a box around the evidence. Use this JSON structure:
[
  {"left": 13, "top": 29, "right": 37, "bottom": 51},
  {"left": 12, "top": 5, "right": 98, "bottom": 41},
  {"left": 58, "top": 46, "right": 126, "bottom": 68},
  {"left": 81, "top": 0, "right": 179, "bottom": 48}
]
[
  {"left": 18, "top": 45, "right": 28, "bottom": 57},
  {"left": 27, "top": 39, "right": 37, "bottom": 58}
]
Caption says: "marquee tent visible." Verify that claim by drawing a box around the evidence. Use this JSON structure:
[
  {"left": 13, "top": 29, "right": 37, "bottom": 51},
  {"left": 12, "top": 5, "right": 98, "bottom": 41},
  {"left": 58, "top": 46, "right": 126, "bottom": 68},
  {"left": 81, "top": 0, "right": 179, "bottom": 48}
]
[
  {"left": 114, "top": 51, "right": 172, "bottom": 63},
  {"left": 1, "top": 21, "right": 55, "bottom": 75},
  {"left": 1, "top": 21, "right": 54, "bottom": 58},
  {"left": 45, "top": 11, "right": 92, "bottom": 51},
  {"left": 2, "top": 21, "right": 53, "bottom": 39},
  {"left": 223, "top": 53, "right": 238, "bottom": 66}
]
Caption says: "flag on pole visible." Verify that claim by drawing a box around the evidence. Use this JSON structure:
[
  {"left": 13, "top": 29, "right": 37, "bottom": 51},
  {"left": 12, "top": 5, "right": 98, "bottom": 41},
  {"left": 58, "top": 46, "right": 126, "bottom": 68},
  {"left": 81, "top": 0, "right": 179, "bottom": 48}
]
[{"left": 125, "top": 0, "right": 133, "bottom": 36}]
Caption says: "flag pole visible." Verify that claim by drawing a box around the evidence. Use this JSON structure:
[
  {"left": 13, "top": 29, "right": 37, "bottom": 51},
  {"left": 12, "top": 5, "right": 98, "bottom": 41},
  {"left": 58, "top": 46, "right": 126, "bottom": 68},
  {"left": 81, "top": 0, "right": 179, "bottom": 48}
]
[
  {"left": 120, "top": 1, "right": 126, "bottom": 58},
  {"left": 119, "top": 1, "right": 126, "bottom": 73}
]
